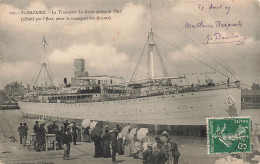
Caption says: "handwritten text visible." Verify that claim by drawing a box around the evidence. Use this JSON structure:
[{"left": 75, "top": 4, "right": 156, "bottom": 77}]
[
  {"left": 185, "top": 20, "right": 242, "bottom": 30},
  {"left": 203, "top": 33, "right": 246, "bottom": 45}
]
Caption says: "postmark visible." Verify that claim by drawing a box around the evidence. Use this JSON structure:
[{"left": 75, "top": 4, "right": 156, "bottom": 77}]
[{"left": 207, "top": 117, "right": 251, "bottom": 154}]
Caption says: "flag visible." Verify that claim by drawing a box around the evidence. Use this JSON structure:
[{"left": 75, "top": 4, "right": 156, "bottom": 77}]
[{"left": 42, "top": 36, "right": 48, "bottom": 45}]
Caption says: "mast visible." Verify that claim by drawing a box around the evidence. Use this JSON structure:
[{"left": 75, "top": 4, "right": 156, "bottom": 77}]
[
  {"left": 148, "top": 28, "right": 155, "bottom": 79},
  {"left": 147, "top": 4, "right": 154, "bottom": 79},
  {"left": 43, "top": 37, "right": 46, "bottom": 86},
  {"left": 130, "top": 4, "right": 169, "bottom": 82},
  {"left": 34, "top": 36, "right": 54, "bottom": 88}
]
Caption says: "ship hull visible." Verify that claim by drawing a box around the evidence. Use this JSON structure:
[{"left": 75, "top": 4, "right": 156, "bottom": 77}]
[{"left": 18, "top": 86, "right": 241, "bottom": 126}]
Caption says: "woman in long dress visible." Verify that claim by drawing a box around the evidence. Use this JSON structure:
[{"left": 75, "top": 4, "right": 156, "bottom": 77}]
[
  {"left": 101, "top": 129, "right": 111, "bottom": 158},
  {"left": 133, "top": 133, "right": 142, "bottom": 159},
  {"left": 83, "top": 127, "right": 91, "bottom": 142},
  {"left": 123, "top": 128, "right": 132, "bottom": 157},
  {"left": 130, "top": 132, "right": 135, "bottom": 156},
  {"left": 117, "top": 130, "right": 124, "bottom": 155}
]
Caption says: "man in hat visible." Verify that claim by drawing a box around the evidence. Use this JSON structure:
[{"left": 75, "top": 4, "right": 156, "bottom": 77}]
[
  {"left": 71, "top": 121, "right": 78, "bottom": 145},
  {"left": 62, "top": 128, "right": 72, "bottom": 160},
  {"left": 63, "top": 120, "right": 69, "bottom": 130},
  {"left": 52, "top": 121, "right": 58, "bottom": 131},
  {"left": 47, "top": 123, "right": 53, "bottom": 134},
  {"left": 36, "top": 123, "right": 47, "bottom": 151},
  {"left": 160, "top": 131, "right": 170, "bottom": 163},
  {"left": 167, "top": 138, "right": 180, "bottom": 164},
  {"left": 151, "top": 139, "right": 167, "bottom": 164},
  {"left": 161, "top": 131, "right": 169, "bottom": 146},
  {"left": 33, "top": 121, "right": 39, "bottom": 133},
  {"left": 23, "top": 123, "right": 28, "bottom": 146},
  {"left": 111, "top": 127, "right": 118, "bottom": 163},
  {"left": 32, "top": 121, "right": 39, "bottom": 147},
  {"left": 142, "top": 143, "right": 153, "bottom": 164},
  {"left": 161, "top": 131, "right": 180, "bottom": 164},
  {"left": 52, "top": 126, "right": 62, "bottom": 149},
  {"left": 18, "top": 123, "right": 23, "bottom": 144}
]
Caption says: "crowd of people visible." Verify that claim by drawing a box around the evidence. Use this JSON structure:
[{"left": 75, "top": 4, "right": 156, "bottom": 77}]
[
  {"left": 143, "top": 131, "right": 180, "bottom": 164},
  {"left": 33, "top": 120, "right": 63, "bottom": 151},
  {"left": 18, "top": 121, "right": 180, "bottom": 163},
  {"left": 19, "top": 120, "right": 79, "bottom": 160},
  {"left": 90, "top": 124, "right": 180, "bottom": 164}
]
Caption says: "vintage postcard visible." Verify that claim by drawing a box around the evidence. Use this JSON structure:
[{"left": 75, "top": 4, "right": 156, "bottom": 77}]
[{"left": 0, "top": 0, "right": 259, "bottom": 163}]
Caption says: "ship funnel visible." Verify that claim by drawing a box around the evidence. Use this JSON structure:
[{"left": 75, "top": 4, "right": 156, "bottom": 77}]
[
  {"left": 74, "top": 59, "right": 85, "bottom": 72},
  {"left": 74, "top": 59, "right": 88, "bottom": 77}
]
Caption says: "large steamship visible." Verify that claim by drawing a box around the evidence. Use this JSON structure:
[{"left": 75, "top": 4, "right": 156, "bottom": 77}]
[{"left": 18, "top": 5, "right": 241, "bottom": 128}]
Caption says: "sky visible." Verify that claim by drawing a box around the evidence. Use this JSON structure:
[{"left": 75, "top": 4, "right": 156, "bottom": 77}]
[{"left": 0, "top": 0, "right": 259, "bottom": 89}]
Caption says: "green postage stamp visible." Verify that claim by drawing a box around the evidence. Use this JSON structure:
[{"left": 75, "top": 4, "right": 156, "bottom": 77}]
[{"left": 207, "top": 117, "right": 251, "bottom": 154}]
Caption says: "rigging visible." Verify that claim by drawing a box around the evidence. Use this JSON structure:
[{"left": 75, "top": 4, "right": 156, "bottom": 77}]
[{"left": 152, "top": 4, "right": 238, "bottom": 79}]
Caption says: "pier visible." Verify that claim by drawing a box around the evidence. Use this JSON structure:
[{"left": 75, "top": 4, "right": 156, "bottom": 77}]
[{"left": 0, "top": 109, "right": 225, "bottom": 164}]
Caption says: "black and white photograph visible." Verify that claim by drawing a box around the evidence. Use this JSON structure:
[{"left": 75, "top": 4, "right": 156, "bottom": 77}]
[{"left": 0, "top": 0, "right": 259, "bottom": 163}]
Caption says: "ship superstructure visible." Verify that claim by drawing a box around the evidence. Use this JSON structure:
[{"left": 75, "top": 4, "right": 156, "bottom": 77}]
[{"left": 19, "top": 4, "right": 241, "bottom": 130}]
